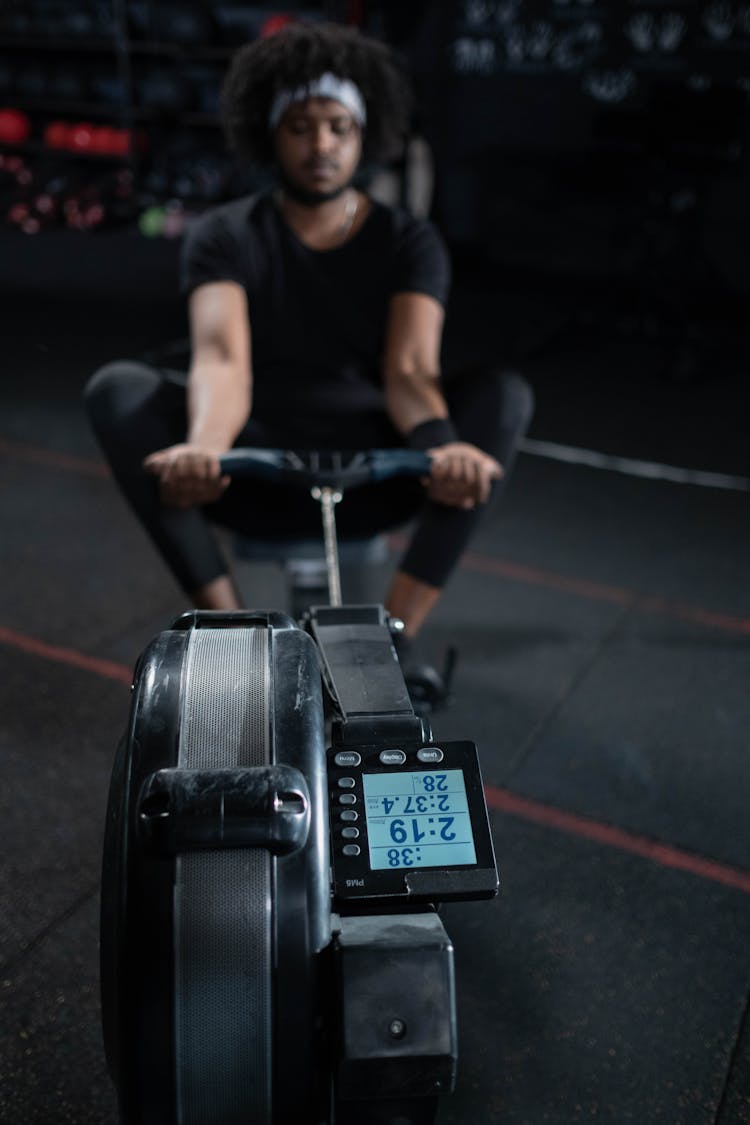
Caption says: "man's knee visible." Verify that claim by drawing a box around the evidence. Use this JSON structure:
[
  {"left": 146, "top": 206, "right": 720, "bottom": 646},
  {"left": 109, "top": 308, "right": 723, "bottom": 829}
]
[
  {"left": 493, "top": 369, "right": 535, "bottom": 433},
  {"left": 84, "top": 360, "right": 160, "bottom": 431}
]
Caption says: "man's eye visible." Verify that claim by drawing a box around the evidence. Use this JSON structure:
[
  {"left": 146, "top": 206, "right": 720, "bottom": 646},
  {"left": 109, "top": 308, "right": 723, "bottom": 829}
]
[
  {"left": 285, "top": 117, "right": 312, "bottom": 133},
  {"left": 332, "top": 120, "right": 354, "bottom": 136}
]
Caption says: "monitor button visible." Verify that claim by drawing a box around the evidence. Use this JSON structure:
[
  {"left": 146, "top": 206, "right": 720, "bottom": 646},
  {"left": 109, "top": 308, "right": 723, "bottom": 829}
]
[
  {"left": 342, "top": 844, "right": 361, "bottom": 857},
  {"left": 334, "top": 751, "right": 362, "bottom": 768},
  {"left": 340, "top": 810, "right": 358, "bottom": 822},
  {"left": 417, "top": 747, "right": 444, "bottom": 764},
  {"left": 337, "top": 777, "right": 356, "bottom": 789},
  {"left": 338, "top": 793, "right": 357, "bottom": 806},
  {"left": 341, "top": 827, "right": 360, "bottom": 840},
  {"left": 379, "top": 749, "right": 406, "bottom": 765}
]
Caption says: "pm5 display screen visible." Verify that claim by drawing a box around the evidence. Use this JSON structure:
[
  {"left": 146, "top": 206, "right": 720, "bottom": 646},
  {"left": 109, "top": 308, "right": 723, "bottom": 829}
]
[{"left": 363, "top": 769, "right": 477, "bottom": 870}]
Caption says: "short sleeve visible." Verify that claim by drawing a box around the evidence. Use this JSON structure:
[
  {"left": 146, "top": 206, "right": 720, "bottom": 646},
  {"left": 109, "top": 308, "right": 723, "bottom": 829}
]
[
  {"left": 391, "top": 217, "right": 451, "bottom": 306},
  {"left": 179, "top": 207, "right": 246, "bottom": 298}
]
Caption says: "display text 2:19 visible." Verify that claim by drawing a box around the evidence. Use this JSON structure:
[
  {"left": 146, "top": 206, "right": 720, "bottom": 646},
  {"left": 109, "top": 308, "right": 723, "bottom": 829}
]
[{"left": 389, "top": 817, "right": 456, "bottom": 844}]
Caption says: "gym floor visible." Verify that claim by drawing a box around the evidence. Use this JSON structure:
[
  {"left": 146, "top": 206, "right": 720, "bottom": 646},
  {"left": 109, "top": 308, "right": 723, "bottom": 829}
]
[{"left": 1, "top": 231, "right": 748, "bottom": 1124}]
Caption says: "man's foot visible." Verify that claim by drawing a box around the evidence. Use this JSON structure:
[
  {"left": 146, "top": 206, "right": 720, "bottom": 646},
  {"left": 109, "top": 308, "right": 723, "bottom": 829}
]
[
  {"left": 385, "top": 572, "right": 441, "bottom": 637},
  {"left": 190, "top": 574, "right": 244, "bottom": 611}
]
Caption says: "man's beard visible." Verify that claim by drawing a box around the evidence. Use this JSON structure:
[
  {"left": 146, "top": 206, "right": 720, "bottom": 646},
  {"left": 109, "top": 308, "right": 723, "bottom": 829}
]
[{"left": 277, "top": 166, "right": 352, "bottom": 205}]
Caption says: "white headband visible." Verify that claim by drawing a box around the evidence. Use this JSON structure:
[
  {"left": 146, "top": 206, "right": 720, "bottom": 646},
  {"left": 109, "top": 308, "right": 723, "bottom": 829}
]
[{"left": 269, "top": 72, "right": 367, "bottom": 131}]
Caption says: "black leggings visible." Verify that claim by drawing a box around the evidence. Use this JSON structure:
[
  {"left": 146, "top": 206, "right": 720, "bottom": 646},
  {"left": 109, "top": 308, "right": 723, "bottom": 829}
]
[{"left": 84, "top": 362, "right": 534, "bottom": 595}]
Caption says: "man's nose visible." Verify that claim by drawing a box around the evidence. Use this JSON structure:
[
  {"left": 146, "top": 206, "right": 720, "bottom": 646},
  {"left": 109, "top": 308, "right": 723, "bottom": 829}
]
[{"left": 311, "top": 124, "right": 336, "bottom": 153}]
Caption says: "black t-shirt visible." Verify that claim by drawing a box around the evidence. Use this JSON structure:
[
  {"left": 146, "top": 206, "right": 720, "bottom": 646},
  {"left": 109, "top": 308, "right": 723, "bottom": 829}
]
[{"left": 179, "top": 193, "right": 450, "bottom": 424}]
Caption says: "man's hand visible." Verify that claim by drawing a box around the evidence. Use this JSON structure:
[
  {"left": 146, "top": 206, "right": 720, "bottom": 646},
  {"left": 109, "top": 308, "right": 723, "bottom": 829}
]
[
  {"left": 424, "top": 442, "right": 503, "bottom": 509},
  {"left": 143, "top": 444, "right": 230, "bottom": 508}
]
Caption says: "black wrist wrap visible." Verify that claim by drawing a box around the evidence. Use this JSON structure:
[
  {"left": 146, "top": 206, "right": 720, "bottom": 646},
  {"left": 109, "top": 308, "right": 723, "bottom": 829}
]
[{"left": 405, "top": 417, "right": 459, "bottom": 451}]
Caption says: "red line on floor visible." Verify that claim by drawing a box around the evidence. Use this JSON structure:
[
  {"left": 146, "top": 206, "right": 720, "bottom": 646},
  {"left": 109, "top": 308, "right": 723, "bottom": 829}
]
[
  {"left": 389, "top": 535, "right": 750, "bottom": 637},
  {"left": 2, "top": 618, "right": 747, "bottom": 894},
  {"left": 486, "top": 785, "right": 750, "bottom": 895},
  {"left": 636, "top": 596, "right": 750, "bottom": 637},
  {"left": 0, "top": 625, "right": 132, "bottom": 686},
  {"left": 460, "top": 549, "right": 636, "bottom": 606},
  {"left": 0, "top": 437, "right": 109, "bottom": 478}
]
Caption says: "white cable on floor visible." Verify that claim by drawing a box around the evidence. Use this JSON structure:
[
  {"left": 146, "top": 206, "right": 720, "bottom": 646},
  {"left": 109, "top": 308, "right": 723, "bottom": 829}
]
[{"left": 519, "top": 438, "right": 750, "bottom": 493}]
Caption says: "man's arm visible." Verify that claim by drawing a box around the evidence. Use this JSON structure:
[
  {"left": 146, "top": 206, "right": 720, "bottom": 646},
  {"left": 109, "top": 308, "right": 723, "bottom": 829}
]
[
  {"left": 144, "top": 281, "right": 251, "bottom": 508},
  {"left": 383, "top": 291, "right": 448, "bottom": 431},
  {"left": 187, "top": 280, "right": 252, "bottom": 449},
  {"left": 383, "top": 292, "right": 502, "bottom": 509}
]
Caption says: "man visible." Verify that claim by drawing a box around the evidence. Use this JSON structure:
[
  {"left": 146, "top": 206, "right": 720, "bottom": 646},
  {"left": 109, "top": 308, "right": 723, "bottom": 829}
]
[{"left": 86, "top": 21, "right": 533, "bottom": 650}]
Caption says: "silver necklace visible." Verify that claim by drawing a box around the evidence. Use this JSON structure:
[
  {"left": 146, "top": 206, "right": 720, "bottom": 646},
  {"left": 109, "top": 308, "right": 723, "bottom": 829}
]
[
  {"left": 337, "top": 189, "right": 358, "bottom": 240},
  {"left": 277, "top": 188, "right": 359, "bottom": 246}
]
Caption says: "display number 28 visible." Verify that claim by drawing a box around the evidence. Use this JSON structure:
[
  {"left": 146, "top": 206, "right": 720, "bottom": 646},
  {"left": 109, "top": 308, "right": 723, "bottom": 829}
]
[{"left": 421, "top": 773, "right": 447, "bottom": 792}]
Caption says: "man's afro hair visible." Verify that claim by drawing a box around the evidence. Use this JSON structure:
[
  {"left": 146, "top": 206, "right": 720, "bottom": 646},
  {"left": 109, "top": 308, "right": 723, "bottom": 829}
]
[{"left": 221, "top": 21, "right": 413, "bottom": 165}]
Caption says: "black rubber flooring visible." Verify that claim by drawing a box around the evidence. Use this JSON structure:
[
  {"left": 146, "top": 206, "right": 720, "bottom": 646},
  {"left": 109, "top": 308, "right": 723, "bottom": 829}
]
[{"left": 1, "top": 244, "right": 749, "bottom": 1124}]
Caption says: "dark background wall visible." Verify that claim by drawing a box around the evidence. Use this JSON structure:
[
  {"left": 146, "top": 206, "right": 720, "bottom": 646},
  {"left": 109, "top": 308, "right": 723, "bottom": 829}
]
[
  {"left": 0, "top": 0, "right": 748, "bottom": 400},
  {"left": 401, "top": 0, "right": 750, "bottom": 290}
]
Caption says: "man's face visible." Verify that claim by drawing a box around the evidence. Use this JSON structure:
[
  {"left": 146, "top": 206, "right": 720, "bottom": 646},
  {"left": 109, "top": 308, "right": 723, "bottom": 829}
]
[{"left": 274, "top": 96, "right": 362, "bottom": 201}]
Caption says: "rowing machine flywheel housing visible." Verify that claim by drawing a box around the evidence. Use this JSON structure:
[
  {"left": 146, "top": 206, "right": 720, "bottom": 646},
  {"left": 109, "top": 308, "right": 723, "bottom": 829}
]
[{"left": 101, "top": 609, "right": 332, "bottom": 1125}]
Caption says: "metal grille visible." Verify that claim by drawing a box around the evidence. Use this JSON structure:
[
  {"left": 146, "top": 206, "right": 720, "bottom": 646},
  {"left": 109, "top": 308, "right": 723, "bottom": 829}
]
[{"left": 174, "top": 626, "right": 272, "bottom": 1124}]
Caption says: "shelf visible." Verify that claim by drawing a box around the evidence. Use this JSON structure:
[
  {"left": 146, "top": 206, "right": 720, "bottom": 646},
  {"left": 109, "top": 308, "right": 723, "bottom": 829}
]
[
  {"left": 0, "top": 2, "right": 340, "bottom": 220},
  {"left": 0, "top": 139, "right": 132, "bottom": 163},
  {"left": 0, "top": 35, "right": 120, "bottom": 53},
  {"left": 1, "top": 100, "right": 220, "bottom": 130},
  {"left": 171, "top": 112, "right": 220, "bottom": 128},
  {"left": 128, "top": 42, "right": 236, "bottom": 61},
  {"left": 0, "top": 34, "right": 236, "bottom": 60},
  {"left": 6, "top": 98, "right": 131, "bottom": 120}
]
